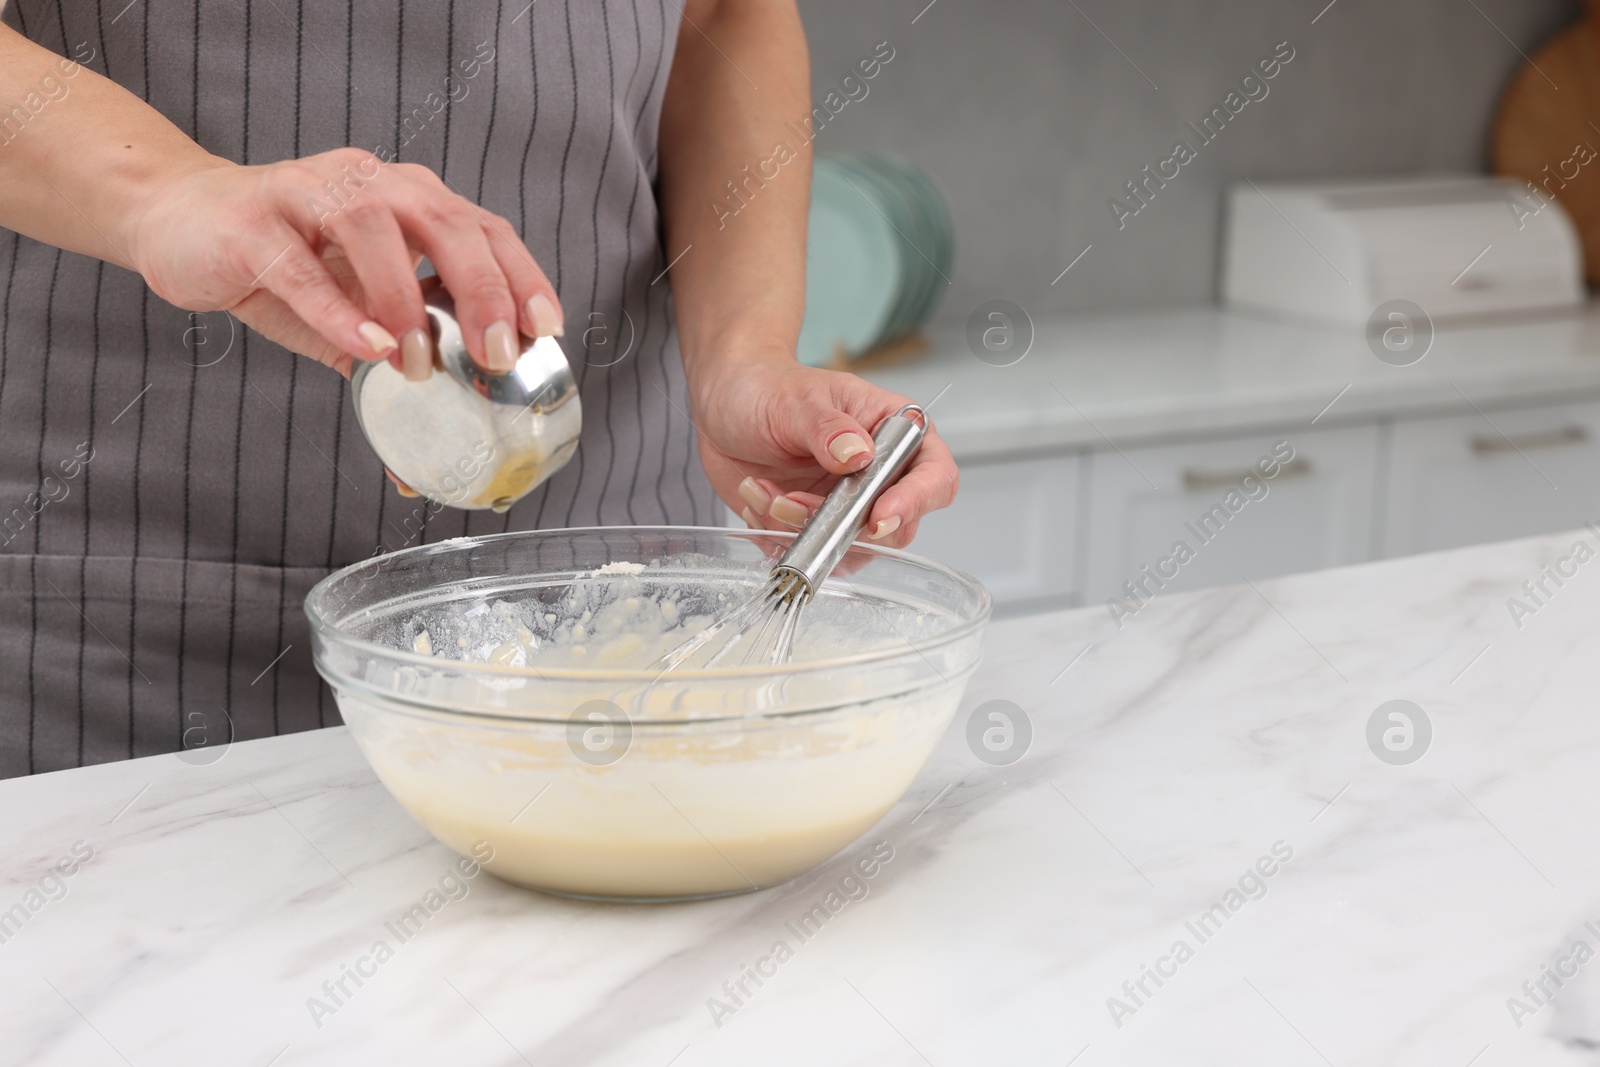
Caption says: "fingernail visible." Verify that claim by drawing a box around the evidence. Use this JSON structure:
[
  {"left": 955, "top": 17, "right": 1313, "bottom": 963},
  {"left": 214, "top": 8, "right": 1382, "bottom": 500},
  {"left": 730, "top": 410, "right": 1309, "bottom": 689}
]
[
  {"left": 526, "top": 294, "right": 564, "bottom": 338},
  {"left": 400, "top": 328, "right": 433, "bottom": 381},
  {"left": 828, "top": 432, "right": 870, "bottom": 465},
  {"left": 768, "top": 496, "right": 809, "bottom": 528},
  {"left": 485, "top": 320, "right": 519, "bottom": 372},
  {"left": 358, "top": 321, "right": 398, "bottom": 356},
  {"left": 396, "top": 482, "right": 419, "bottom": 498},
  {"left": 740, "top": 506, "right": 759, "bottom": 529},
  {"left": 867, "top": 515, "right": 901, "bottom": 540},
  {"left": 737, "top": 476, "right": 772, "bottom": 516}
]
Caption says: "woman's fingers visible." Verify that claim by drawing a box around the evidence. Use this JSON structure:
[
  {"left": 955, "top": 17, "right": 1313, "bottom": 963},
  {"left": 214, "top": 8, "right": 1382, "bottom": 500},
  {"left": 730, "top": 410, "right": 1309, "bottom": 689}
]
[
  {"left": 133, "top": 149, "right": 557, "bottom": 378},
  {"left": 251, "top": 232, "right": 399, "bottom": 362},
  {"left": 389, "top": 174, "right": 519, "bottom": 372},
  {"left": 318, "top": 203, "right": 430, "bottom": 376},
  {"left": 739, "top": 435, "right": 956, "bottom": 547},
  {"left": 736, "top": 477, "right": 818, "bottom": 529},
  {"left": 769, "top": 490, "right": 823, "bottom": 529},
  {"left": 866, "top": 517, "right": 920, "bottom": 550},
  {"left": 742, "top": 418, "right": 955, "bottom": 547},
  {"left": 777, "top": 385, "right": 877, "bottom": 476},
  {"left": 735, "top": 475, "right": 774, "bottom": 518},
  {"left": 230, "top": 288, "right": 354, "bottom": 376},
  {"left": 479, "top": 212, "right": 565, "bottom": 339},
  {"left": 863, "top": 429, "right": 957, "bottom": 546}
]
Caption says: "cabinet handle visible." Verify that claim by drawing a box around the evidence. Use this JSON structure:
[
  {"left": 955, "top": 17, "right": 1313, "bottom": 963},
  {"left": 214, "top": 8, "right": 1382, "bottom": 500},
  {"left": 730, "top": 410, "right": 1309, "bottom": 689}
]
[
  {"left": 1468, "top": 425, "right": 1587, "bottom": 456},
  {"left": 1182, "top": 458, "right": 1311, "bottom": 491}
]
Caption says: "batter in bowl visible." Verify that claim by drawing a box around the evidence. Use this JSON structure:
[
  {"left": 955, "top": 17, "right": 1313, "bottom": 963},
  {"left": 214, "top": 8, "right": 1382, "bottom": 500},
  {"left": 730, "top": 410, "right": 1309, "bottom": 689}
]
[
  {"left": 335, "top": 560, "right": 971, "bottom": 900},
  {"left": 344, "top": 684, "right": 956, "bottom": 899}
]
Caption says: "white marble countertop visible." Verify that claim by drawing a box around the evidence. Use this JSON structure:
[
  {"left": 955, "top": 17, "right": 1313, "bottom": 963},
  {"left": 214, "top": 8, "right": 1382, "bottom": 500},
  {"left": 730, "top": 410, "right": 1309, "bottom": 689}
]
[
  {"left": 6, "top": 529, "right": 1600, "bottom": 1066},
  {"left": 865, "top": 305, "right": 1600, "bottom": 459}
]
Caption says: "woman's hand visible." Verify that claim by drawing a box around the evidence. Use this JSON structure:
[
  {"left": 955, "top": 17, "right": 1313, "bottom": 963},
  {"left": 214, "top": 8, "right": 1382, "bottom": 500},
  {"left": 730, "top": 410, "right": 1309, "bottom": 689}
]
[
  {"left": 687, "top": 356, "right": 958, "bottom": 549},
  {"left": 0, "top": 34, "right": 562, "bottom": 374},
  {"left": 126, "top": 147, "right": 565, "bottom": 375},
  {"left": 222, "top": 245, "right": 386, "bottom": 377}
]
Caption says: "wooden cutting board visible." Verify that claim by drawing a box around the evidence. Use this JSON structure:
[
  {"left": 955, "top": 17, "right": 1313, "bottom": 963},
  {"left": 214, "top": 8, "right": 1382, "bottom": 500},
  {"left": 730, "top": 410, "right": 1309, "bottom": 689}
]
[{"left": 1491, "top": 0, "right": 1600, "bottom": 286}]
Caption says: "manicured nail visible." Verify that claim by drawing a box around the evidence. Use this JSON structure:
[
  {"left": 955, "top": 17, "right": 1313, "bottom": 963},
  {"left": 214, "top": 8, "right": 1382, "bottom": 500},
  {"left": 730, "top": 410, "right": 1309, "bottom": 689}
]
[
  {"left": 396, "top": 481, "right": 419, "bottom": 498},
  {"left": 400, "top": 328, "right": 433, "bottom": 381},
  {"left": 867, "top": 515, "right": 901, "bottom": 540},
  {"left": 358, "top": 321, "right": 398, "bottom": 356},
  {"left": 526, "top": 294, "right": 564, "bottom": 338},
  {"left": 768, "top": 496, "right": 809, "bottom": 528},
  {"left": 485, "top": 320, "right": 519, "bottom": 372},
  {"left": 740, "top": 506, "right": 759, "bottom": 529},
  {"left": 828, "top": 432, "right": 870, "bottom": 465},
  {"left": 737, "top": 476, "right": 772, "bottom": 516}
]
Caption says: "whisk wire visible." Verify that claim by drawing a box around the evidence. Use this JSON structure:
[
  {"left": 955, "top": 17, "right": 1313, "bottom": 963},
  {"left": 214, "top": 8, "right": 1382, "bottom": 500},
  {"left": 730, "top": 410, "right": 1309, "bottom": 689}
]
[
  {"left": 701, "top": 569, "right": 811, "bottom": 669},
  {"left": 653, "top": 567, "right": 814, "bottom": 672},
  {"left": 653, "top": 591, "right": 764, "bottom": 673},
  {"left": 769, "top": 596, "right": 805, "bottom": 666}
]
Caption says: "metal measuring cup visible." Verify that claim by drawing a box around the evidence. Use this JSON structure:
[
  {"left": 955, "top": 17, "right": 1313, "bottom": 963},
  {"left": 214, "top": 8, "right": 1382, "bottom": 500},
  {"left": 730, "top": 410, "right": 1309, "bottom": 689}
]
[{"left": 350, "top": 277, "right": 581, "bottom": 512}]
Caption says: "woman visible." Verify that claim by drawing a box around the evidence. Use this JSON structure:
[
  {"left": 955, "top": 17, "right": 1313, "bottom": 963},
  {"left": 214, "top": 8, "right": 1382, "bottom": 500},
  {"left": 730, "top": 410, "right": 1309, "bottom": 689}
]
[{"left": 0, "top": 0, "right": 958, "bottom": 776}]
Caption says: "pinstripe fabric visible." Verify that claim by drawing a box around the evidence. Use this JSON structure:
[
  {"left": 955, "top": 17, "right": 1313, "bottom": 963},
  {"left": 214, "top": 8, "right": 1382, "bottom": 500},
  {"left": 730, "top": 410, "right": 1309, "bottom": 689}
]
[{"left": 0, "top": 0, "right": 714, "bottom": 777}]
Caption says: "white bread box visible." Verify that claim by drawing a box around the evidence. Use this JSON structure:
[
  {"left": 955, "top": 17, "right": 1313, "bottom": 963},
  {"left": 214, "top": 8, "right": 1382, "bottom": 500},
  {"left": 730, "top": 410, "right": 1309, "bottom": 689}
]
[{"left": 1222, "top": 176, "right": 1585, "bottom": 324}]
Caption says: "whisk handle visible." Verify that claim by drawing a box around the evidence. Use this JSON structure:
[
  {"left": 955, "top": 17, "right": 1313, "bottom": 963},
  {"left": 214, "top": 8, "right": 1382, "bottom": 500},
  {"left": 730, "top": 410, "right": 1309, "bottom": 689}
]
[{"left": 773, "top": 403, "right": 928, "bottom": 594}]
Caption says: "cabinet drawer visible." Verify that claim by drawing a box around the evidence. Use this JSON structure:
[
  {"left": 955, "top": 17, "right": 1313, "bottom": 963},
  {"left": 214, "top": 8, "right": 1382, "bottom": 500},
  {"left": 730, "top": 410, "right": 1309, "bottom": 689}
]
[
  {"left": 1081, "top": 425, "right": 1380, "bottom": 604},
  {"left": 1381, "top": 400, "right": 1600, "bottom": 558},
  {"left": 911, "top": 452, "right": 1082, "bottom": 610}
]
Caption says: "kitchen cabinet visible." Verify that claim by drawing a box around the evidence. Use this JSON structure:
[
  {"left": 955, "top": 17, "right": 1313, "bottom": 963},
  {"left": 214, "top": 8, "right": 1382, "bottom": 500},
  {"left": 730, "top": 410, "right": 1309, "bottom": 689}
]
[
  {"left": 850, "top": 305, "right": 1600, "bottom": 610},
  {"left": 1379, "top": 399, "right": 1600, "bottom": 558},
  {"left": 909, "top": 451, "right": 1083, "bottom": 614},
  {"left": 1080, "top": 425, "right": 1381, "bottom": 605}
]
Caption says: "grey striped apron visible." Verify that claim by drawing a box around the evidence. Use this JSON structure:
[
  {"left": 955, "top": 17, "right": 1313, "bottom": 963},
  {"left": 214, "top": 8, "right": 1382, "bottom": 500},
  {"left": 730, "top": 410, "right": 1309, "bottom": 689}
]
[{"left": 0, "top": 0, "right": 716, "bottom": 777}]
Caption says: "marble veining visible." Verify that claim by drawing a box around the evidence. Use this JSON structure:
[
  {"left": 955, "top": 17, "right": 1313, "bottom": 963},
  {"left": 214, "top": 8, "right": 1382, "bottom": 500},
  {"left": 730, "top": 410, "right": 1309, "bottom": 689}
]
[{"left": 4, "top": 529, "right": 1600, "bottom": 1065}]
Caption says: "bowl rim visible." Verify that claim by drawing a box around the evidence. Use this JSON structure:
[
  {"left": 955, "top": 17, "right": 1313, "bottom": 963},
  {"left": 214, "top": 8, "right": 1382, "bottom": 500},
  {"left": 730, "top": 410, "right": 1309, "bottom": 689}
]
[{"left": 303, "top": 524, "right": 993, "bottom": 685}]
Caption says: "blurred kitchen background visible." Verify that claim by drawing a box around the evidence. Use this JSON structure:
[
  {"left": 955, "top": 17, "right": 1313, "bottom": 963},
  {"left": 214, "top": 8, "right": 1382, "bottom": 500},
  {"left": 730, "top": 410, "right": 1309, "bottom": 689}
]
[{"left": 787, "top": 0, "right": 1600, "bottom": 617}]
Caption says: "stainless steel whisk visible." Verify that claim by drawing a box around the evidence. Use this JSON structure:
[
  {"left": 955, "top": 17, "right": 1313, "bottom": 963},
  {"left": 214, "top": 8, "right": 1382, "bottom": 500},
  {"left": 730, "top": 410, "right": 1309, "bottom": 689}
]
[{"left": 656, "top": 404, "right": 929, "bottom": 672}]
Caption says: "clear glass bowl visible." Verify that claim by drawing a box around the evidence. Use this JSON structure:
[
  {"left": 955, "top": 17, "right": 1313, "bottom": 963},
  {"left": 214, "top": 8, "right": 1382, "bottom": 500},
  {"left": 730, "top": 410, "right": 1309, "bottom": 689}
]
[{"left": 305, "top": 526, "right": 990, "bottom": 901}]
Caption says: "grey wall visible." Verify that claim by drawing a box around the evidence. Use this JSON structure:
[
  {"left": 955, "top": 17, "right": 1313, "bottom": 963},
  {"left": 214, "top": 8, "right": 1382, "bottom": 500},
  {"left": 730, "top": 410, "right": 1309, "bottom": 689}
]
[{"left": 797, "top": 0, "right": 1578, "bottom": 319}]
